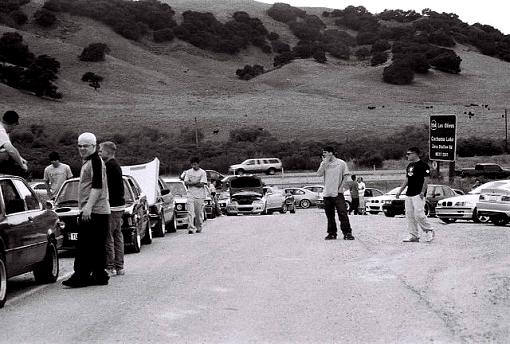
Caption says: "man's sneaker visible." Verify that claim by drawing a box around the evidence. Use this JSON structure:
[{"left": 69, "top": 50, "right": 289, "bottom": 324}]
[
  {"left": 196, "top": 228, "right": 202, "bottom": 233},
  {"left": 106, "top": 268, "right": 116, "bottom": 277},
  {"left": 403, "top": 236, "right": 420, "bottom": 242},
  {"left": 188, "top": 230, "right": 195, "bottom": 234},
  {"left": 424, "top": 230, "right": 435, "bottom": 243},
  {"left": 324, "top": 234, "right": 337, "bottom": 240},
  {"left": 116, "top": 269, "right": 125, "bottom": 276},
  {"left": 344, "top": 233, "right": 355, "bottom": 240},
  {"left": 62, "top": 276, "right": 89, "bottom": 288}
]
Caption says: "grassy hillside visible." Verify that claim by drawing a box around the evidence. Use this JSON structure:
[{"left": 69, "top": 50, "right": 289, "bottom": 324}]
[{"left": 1, "top": 0, "right": 509, "bottom": 143}]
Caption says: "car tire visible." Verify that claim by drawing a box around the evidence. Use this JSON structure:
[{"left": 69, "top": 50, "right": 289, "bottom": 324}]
[
  {"left": 167, "top": 214, "right": 177, "bottom": 233},
  {"left": 344, "top": 201, "right": 351, "bottom": 213},
  {"left": 369, "top": 211, "right": 378, "bottom": 215},
  {"left": 33, "top": 242, "right": 59, "bottom": 284},
  {"left": 440, "top": 217, "right": 457, "bottom": 224},
  {"left": 0, "top": 252, "right": 7, "bottom": 308},
  {"left": 473, "top": 208, "right": 490, "bottom": 223},
  {"left": 153, "top": 212, "right": 166, "bottom": 237},
  {"left": 141, "top": 221, "right": 152, "bottom": 245},
  {"left": 491, "top": 215, "right": 509, "bottom": 226},
  {"left": 384, "top": 211, "right": 395, "bottom": 217},
  {"left": 300, "top": 199, "right": 311, "bottom": 209},
  {"left": 279, "top": 204, "right": 288, "bottom": 214},
  {"left": 131, "top": 231, "right": 141, "bottom": 253},
  {"left": 267, "top": 168, "right": 276, "bottom": 175}
]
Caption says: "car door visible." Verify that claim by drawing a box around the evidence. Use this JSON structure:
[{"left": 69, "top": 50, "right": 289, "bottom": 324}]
[
  {"left": 1, "top": 179, "right": 46, "bottom": 276},
  {"left": 158, "top": 178, "right": 174, "bottom": 223},
  {"left": 264, "top": 188, "right": 279, "bottom": 209},
  {"left": 428, "top": 186, "right": 445, "bottom": 210}
]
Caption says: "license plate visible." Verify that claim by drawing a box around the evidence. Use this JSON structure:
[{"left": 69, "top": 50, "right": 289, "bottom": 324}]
[
  {"left": 69, "top": 232, "right": 78, "bottom": 240},
  {"left": 488, "top": 196, "right": 498, "bottom": 202}
]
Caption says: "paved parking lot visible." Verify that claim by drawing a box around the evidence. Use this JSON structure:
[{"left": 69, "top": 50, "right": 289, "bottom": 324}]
[{"left": 2, "top": 209, "right": 509, "bottom": 343}]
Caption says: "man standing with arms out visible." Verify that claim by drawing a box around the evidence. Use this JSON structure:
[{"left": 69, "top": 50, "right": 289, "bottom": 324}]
[
  {"left": 0, "top": 110, "right": 28, "bottom": 176},
  {"left": 43, "top": 151, "right": 73, "bottom": 199},
  {"left": 183, "top": 157, "right": 207, "bottom": 234},
  {"left": 357, "top": 176, "right": 366, "bottom": 215},
  {"left": 396, "top": 147, "right": 435, "bottom": 243},
  {"left": 317, "top": 146, "right": 355, "bottom": 240},
  {"left": 349, "top": 174, "right": 360, "bottom": 215},
  {"left": 63, "top": 133, "right": 110, "bottom": 288},
  {"left": 99, "top": 141, "right": 125, "bottom": 277}
]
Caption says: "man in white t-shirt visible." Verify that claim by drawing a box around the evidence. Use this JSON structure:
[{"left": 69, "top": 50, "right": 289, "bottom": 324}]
[
  {"left": 43, "top": 151, "right": 73, "bottom": 198},
  {"left": 182, "top": 157, "right": 207, "bottom": 234},
  {"left": 0, "top": 110, "right": 28, "bottom": 176}
]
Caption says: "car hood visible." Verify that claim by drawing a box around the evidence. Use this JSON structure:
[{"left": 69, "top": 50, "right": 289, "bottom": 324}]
[
  {"left": 122, "top": 158, "right": 160, "bottom": 206},
  {"left": 438, "top": 194, "right": 480, "bottom": 204},
  {"left": 367, "top": 195, "right": 400, "bottom": 202},
  {"left": 54, "top": 206, "right": 80, "bottom": 216},
  {"left": 173, "top": 196, "right": 188, "bottom": 203},
  {"left": 231, "top": 191, "right": 263, "bottom": 198}
]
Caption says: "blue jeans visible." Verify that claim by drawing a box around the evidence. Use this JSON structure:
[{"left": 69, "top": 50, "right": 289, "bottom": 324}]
[
  {"left": 106, "top": 210, "right": 124, "bottom": 270},
  {"left": 323, "top": 195, "right": 352, "bottom": 236}
]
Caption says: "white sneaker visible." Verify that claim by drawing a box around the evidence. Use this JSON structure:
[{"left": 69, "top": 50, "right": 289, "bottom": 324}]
[
  {"left": 424, "top": 230, "right": 435, "bottom": 243},
  {"left": 106, "top": 268, "right": 116, "bottom": 277}
]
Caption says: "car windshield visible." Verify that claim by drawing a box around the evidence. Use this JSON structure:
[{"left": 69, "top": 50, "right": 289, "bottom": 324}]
[
  {"left": 166, "top": 182, "right": 187, "bottom": 196},
  {"left": 231, "top": 177, "right": 262, "bottom": 188},
  {"left": 387, "top": 187, "right": 404, "bottom": 195},
  {"left": 55, "top": 181, "right": 79, "bottom": 206},
  {"left": 469, "top": 181, "right": 510, "bottom": 194}
]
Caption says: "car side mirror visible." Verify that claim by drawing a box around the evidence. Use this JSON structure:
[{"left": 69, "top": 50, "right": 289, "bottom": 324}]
[
  {"left": 45, "top": 200, "right": 54, "bottom": 210},
  {"left": 161, "top": 189, "right": 170, "bottom": 196}
]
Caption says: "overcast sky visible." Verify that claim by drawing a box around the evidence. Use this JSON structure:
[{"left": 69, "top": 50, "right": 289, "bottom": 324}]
[{"left": 257, "top": 0, "right": 510, "bottom": 34}]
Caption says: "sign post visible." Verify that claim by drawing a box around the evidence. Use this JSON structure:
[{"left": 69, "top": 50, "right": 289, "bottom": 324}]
[{"left": 429, "top": 115, "right": 457, "bottom": 182}]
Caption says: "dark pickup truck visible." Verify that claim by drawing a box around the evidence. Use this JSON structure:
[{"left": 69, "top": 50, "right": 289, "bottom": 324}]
[{"left": 456, "top": 163, "right": 510, "bottom": 179}]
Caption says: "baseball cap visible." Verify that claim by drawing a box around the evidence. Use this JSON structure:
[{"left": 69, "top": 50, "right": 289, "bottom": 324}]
[{"left": 3, "top": 111, "right": 19, "bottom": 125}]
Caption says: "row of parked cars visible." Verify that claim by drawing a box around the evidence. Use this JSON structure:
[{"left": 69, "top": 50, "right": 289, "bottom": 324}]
[{"left": 0, "top": 158, "right": 221, "bottom": 308}]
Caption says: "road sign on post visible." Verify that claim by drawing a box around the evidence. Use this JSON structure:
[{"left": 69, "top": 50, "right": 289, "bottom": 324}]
[{"left": 429, "top": 114, "right": 457, "bottom": 162}]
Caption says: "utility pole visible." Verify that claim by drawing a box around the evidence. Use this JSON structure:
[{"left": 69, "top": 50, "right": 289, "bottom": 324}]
[
  {"left": 505, "top": 109, "right": 508, "bottom": 152},
  {"left": 194, "top": 116, "right": 199, "bottom": 149}
]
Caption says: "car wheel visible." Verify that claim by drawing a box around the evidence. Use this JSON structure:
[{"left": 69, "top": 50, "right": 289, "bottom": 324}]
[
  {"left": 267, "top": 168, "right": 276, "bottom": 175},
  {"left": 300, "top": 199, "right": 311, "bottom": 209},
  {"left": 131, "top": 231, "right": 141, "bottom": 253},
  {"left": 167, "top": 214, "right": 177, "bottom": 233},
  {"left": 33, "top": 242, "right": 59, "bottom": 284},
  {"left": 153, "top": 212, "right": 166, "bottom": 237},
  {"left": 473, "top": 208, "right": 490, "bottom": 223},
  {"left": 440, "top": 217, "right": 457, "bottom": 224},
  {"left": 280, "top": 204, "right": 288, "bottom": 214},
  {"left": 491, "top": 215, "right": 509, "bottom": 226},
  {"left": 0, "top": 253, "right": 7, "bottom": 308},
  {"left": 369, "top": 211, "right": 378, "bottom": 215},
  {"left": 141, "top": 221, "right": 152, "bottom": 245},
  {"left": 384, "top": 211, "right": 395, "bottom": 217}
]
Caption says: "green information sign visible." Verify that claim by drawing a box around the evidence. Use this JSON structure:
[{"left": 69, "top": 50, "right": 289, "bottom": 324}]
[{"left": 429, "top": 114, "right": 456, "bottom": 161}]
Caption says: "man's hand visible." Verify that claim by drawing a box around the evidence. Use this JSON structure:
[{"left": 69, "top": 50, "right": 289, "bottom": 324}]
[
  {"left": 81, "top": 206, "right": 92, "bottom": 222},
  {"left": 395, "top": 191, "right": 401, "bottom": 199},
  {"left": 419, "top": 193, "right": 425, "bottom": 200},
  {"left": 20, "top": 159, "right": 28, "bottom": 171}
]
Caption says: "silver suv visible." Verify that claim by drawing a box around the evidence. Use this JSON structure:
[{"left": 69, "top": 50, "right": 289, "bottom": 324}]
[{"left": 229, "top": 158, "right": 283, "bottom": 175}]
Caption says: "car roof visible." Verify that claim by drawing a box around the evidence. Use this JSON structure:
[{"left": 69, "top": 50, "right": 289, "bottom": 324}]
[{"left": 163, "top": 177, "right": 183, "bottom": 182}]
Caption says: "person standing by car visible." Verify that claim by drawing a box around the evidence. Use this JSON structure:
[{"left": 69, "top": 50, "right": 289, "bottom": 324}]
[
  {"left": 99, "top": 141, "right": 125, "bottom": 277},
  {"left": 317, "top": 146, "right": 355, "bottom": 240},
  {"left": 0, "top": 110, "right": 29, "bottom": 177},
  {"left": 349, "top": 175, "right": 360, "bottom": 215},
  {"left": 63, "top": 133, "right": 110, "bottom": 288},
  {"left": 183, "top": 157, "right": 207, "bottom": 234},
  {"left": 396, "top": 147, "right": 435, "bottom": 243},
  {"left": 357, "top": 176, "right": 366, "bottom": 215},
  {"left": 43, "top": 151, "right": 73, "bottom": 199}
]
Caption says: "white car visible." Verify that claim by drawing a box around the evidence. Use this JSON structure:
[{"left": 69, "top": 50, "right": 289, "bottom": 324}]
[
  {"left": 303, "top": 185, "right": 324, "bottom": 207},
  {"left": 436, "top": 180, "right": 510, "bottom": 224},
  {"left": 365, "top": 186, "right": 406, "bottom": 214},
  {"left": 475, "top": 181, "right": 510, "bottom": 226},
  {"left": 344, "top": 187, "right": 384, "bottom": 213},
  {"left": 29, "top": 181, "right": 50, "bottom": 202},
  {"left": 229, "top": 158, "right": 282, "bottom": 175},
  {"left": 283, "top": 187, "right": 321, "bottom": 209}
]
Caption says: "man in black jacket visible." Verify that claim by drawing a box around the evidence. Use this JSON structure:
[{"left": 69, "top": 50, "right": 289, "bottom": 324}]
[{"left": 99, "top": 141, "right": 126, "bottom": 276}]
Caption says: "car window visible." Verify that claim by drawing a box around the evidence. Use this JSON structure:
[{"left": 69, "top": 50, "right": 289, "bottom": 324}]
[
  {"left": 433, "top": 186, "right": 444, "bottom": 197},
  {"left": 297, "top": 190, "right": 305, "bottom": 195},
  {"left": 1, "top": 180, "right": 27, "bottom": 214},
  {"left": 123, "top": 180, "right": 134, "bottom": 203},
  {"left": 372, "top": 189, "right": 384, "bottom": 197},
  {"left": 166, "top": 181, "right": 187, "bottom": 196},
  {"left": 34, "top": 183, "right": 46, "bottom": 190},
  {"left": 13, "top": 180, "right": 40, "bottom": 211},
  {"left": 55, "top": 181, "right": 79, "bottom": 206},
  {"left": 365, "top": 189, "right": 373, "bottom": 197},
  {"left": 245, "top": 160, "right": 255, "bottom": 165}
]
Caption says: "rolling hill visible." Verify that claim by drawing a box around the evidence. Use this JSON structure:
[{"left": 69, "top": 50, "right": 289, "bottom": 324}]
[{"left": 1, "top": 0, "right": 510, "bottom": 143}]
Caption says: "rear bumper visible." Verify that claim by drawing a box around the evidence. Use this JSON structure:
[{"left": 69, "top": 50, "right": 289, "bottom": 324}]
[
  {"left": 435, "top": 207, "right": 474, "bottom": 219},
  {"left": 477, "top": 202, "right": 510, "bottom": 217}
]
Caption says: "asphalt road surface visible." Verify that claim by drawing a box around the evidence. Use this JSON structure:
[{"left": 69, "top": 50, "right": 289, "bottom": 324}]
[{"left": 2, "top": 209, "right": 509, "bottom": 343}]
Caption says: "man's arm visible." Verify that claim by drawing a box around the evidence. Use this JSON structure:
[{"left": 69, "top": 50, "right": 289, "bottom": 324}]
[
  {"left": 421, "top": 176, "right": 430, "bottom": 199},
  {"left": 82, "top": 189, "right": 101, "bottom": 221},
  {"left": 3, "top": 142, "right": 27, "bottom": 170},
  {"left": 317, "top": 159, "right": 329, "bottom": 176},
  {"left": 396, "top": 179, "right": 408, "bottom": 198},
  {"left": 66, "top": 165, "right": 73, "bottom": 179}
]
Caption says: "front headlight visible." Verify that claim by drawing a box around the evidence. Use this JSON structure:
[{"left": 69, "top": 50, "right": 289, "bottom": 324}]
[
  {"left": 384, "top": 200, "right": 392, "bottom": 204},
  {"left": 502, "top": 196, "right": 510, "bottom": 202},
  {"left": 479, "top": 195, "right": 485, "bottom": 200}
]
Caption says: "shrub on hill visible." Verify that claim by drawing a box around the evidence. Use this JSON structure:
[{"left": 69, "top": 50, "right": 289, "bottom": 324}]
[
  {"left": 326, "top": 43, "right": 350, "bottom": 59},
  {"left": 428, "top": 29, "right": 456, "bottom": 47},
  {"left": 313, "top": 50, "right": 327, "bottom": 63},
  {"left": 0, "top": 31, "right": 34, "bottom": 67},
  {"left": 33, "top": 9, "right": 57, "bottom": 27},
  {"left": 20, "top": 54, "right": 62, "bottom": 98},
  {"left": 322, "top": 29, "right": 356, "bottom": 46},
  {"left": 267, "top": 3, "right": 305, "bottom": 23},
  {"left": 271, "top": 40, "right": 290, "bottom": 54},
  {"left": 377, "top": 9, "right": 421, "bottom": 23},
  {"left": 81, "top": 71, "right": 103, "bottom": 90},
  {"left": 288, "top": 21, "right": 322, "bottom": 41},
  {"left": 79, "top": 43, "right": 110, "bottom": 62},
  {"left": 429, "top": 51, "right": 461, "bottom": 73},
  {"left": 355, "top": 47, "right": 371, "bottom": 60},
  {"left": 383, "top": 62, "right": 414, "bottom": 85},
  {"left": 153, "top": 28, "right": 174, "bottom": 43},
  {"left": 457, "top": 137, "right": 505, "bottom": 157},
  {"left": 235, "top": 64, "right": 264, "bottom": 80},
  {"left": 371, "top": 39, "right": 391, "bottom": 53},
  {"left": 370, "top": 52, "right": 388, "bottom": 66},
  {"left": 267, "top": 32, "right": 279, "bottom": 41},
  {"left": 0, "top": 0, "right": 29, "bottom": 27},
  {"left": 356, "top": 31, "right": 378, "bottom": 45},
  {"left": 274, "top": 51, "right": 294, "bottom": 67},
  {"left": 229, "top": 126, "right": 272, "bottom": 143}
]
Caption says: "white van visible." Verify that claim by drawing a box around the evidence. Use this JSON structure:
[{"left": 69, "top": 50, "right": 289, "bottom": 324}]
[{"left": 229, "top": 158, "right": 283, "bottom": 175}]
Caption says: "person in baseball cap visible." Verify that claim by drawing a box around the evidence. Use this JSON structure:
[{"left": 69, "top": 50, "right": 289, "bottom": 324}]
[{"left": 0, "top": 110, "right": 28, "bottom": 176}]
